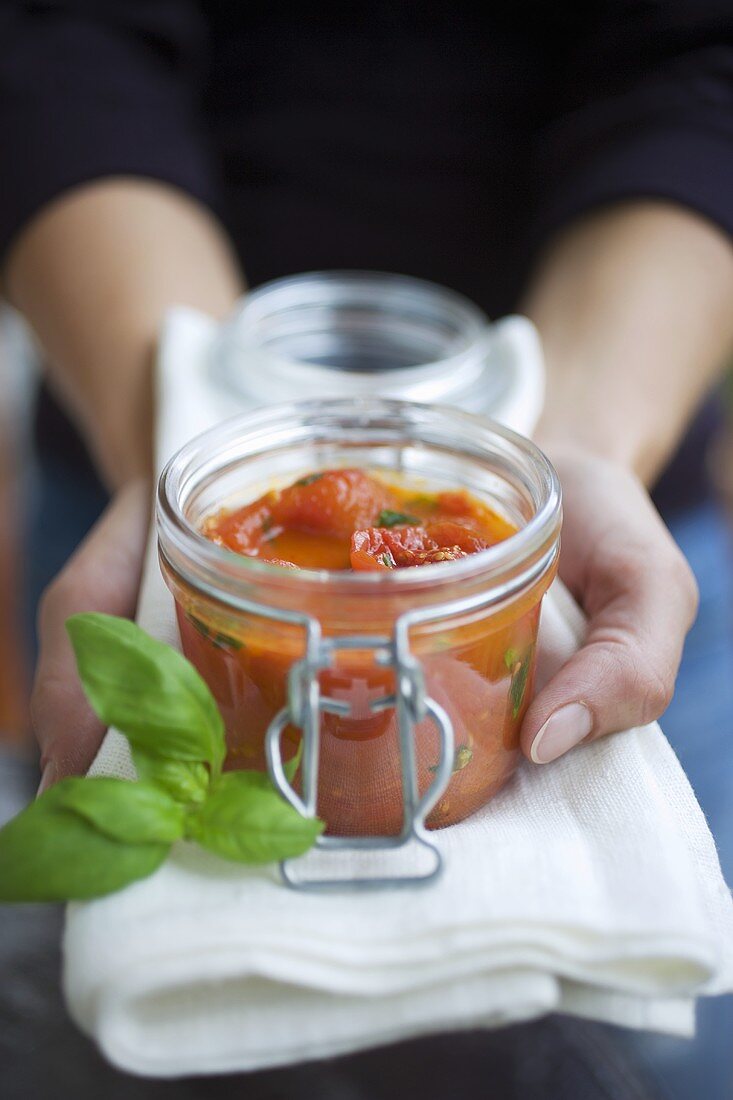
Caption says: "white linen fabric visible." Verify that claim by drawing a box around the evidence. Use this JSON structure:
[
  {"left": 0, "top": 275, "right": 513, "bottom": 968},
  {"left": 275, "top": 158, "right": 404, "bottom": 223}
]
[{"left": 62, "top": 308, "right": 733, "bottom": 1077}]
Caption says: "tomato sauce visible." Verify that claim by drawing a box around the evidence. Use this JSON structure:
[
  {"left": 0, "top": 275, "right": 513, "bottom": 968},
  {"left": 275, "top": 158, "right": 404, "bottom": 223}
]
[
  {"left": 170, "top": 469, "right": 549, "bottom": 835},
  {"left": 202, "top": 467, "right": 517, "bottom": 571}
]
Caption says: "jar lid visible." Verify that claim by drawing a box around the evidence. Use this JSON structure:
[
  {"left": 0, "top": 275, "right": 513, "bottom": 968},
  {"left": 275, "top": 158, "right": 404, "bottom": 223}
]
[{"left": 208, "top": 272, "right": 544, "bottom": 431}]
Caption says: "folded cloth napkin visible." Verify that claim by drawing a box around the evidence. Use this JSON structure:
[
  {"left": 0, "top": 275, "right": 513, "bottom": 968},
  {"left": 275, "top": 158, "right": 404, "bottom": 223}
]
[{"left": 63, "top": 308, "right": 733, "bottom": 1077}]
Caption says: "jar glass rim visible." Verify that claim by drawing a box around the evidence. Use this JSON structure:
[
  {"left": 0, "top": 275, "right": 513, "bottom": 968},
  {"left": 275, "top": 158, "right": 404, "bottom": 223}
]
[
  {"left": 157, "top": 397, "right": 562, "bottom": 598},
  {"left": 233, "top": 269, "right": 489, "bottom": 335}
]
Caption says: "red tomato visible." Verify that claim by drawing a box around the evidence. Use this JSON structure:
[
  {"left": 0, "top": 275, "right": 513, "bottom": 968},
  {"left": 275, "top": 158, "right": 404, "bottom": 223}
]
[
  {"left": 424, "top": 521, "right": 490, "bottom": 554},
  {"left": 435, "top": 490, "right": 516, "bottom": 543},
  {"left": 202, "top": 497, "right": 275, "bottom": 554},
  {"left": 271, "top": 469, "right": 390, "bottom": 540},
  {"left": 350, "top": 525, "right": 472, "bottom": 570}
]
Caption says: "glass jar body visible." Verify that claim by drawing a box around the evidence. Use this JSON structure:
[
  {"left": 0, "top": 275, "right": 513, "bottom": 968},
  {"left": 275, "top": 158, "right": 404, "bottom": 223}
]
[{"left": 157, "top": 399, "right": 561, "bottom": 836}]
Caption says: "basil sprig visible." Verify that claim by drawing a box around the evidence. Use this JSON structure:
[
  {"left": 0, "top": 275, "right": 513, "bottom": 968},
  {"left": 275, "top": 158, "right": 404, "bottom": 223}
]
[{"left": 0, "top": 614, "right": 322, "bottom": 904}]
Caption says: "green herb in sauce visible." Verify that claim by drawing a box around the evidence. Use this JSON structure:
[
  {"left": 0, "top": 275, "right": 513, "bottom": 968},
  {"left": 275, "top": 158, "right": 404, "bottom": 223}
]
[
  {"left": 375, "top": 509, "right": 420, "bottom": 528},
  {"left": 507, "top": 645, "right": 534, "bottom": 718}
]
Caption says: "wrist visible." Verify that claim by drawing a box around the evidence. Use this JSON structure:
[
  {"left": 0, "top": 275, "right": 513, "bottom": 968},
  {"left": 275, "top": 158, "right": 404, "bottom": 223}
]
[
  {"left": 534, "top": 415, "right": 660, "bottom": 484},
  {"left": 524, "top": 202, "right": 733, "bottom": 489},
  {"left": 68, "top": 332, "right": 156, "bottom": 489},
  {"left": 87, "top": 374, "right": 154, "bottom": 490}
]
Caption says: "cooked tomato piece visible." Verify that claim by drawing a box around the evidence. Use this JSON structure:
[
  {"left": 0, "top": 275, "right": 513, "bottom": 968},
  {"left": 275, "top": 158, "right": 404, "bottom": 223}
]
[
  {"left": 350, "top": 525, "right": 472, "bottom": 570},
  {"left": 202, "top": 496, "right": 276, "bottom": 554},
  {"left": 435, "top": 490, "right": 515, "bottom": 543},
  {"left": 350, "top": 529, "right": 396, "bottom": 571},
  {"left": 204, "top": 469, "right": 516, "bottom": 572},
  {"left": 271, "top": 469, "right": 390, "bottom": 539},
  {"left": 424, "top": 521, "right": 490, "bottom": 554}
]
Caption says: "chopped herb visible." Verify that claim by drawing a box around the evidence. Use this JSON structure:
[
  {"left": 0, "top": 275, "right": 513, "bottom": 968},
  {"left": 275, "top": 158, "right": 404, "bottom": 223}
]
[
  {"left": 212, "top": 632, "right": 244, "bottom": 651},
  {"left": 508, "top": 645, "right": 534, "bottom": 718},
  {"left": 260, "top": 514, "right": 279, "bottom": 544},
  {"left": 504, "top": 648, "right": 519, "bottom": 671},
  {"left": 185, "top": 612, "right": 242, "bottom": 651},
  {"left": 428, "top": 744, "right": 473, "bottom": 775},
  {"left": 185, "top": 612, "right": 211, "bottom": 639},
  {"left": 380, "top": 552, "right": 396, "bottom": 568},
  {"left": 295, "top": 472, "right": 324, "bottom": 487},
  {"left": 376, "top": 509, "right": 420, "bottom": 528},
  {"left": 453, "top": 745, "right": 473, "bottom": 771}
]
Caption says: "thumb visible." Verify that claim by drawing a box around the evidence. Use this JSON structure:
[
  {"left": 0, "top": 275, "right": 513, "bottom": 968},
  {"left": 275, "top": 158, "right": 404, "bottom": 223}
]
[{"left": 520, "top": 545, "right": 698, "bottom": 764}]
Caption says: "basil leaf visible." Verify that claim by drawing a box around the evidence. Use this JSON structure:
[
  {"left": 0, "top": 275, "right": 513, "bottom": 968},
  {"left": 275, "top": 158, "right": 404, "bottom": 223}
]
[
  {"left": 428, "top": 743, "right": 473, "bottom": 774},
  {"left": 67, "top": 614, "right": 225, "bottom": 773},
  {"left": 54, "top": 777, "right": 185, "bottom": 844},
  {"left": 187, "top": 771, "right": 324, "bottom": 865},
  {"left": 0, "top": 787, "right": 168, "bottom": 903},
  {"left": 376, "top": 510, "right": 420, "bottom": 528},
  {"left": 133, "top": 752, "right": 210, "bottom": 806}
]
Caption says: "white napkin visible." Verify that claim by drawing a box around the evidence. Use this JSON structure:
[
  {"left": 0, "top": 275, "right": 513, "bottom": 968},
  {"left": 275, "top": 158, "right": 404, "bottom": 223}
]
[{"left": 63, "top": 308, "right": 733, "bottom": 1078}]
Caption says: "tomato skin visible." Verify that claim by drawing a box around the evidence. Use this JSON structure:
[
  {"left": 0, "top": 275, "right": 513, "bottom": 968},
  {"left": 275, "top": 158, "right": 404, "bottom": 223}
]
[
  {"left": 271, "top": 469, "right": 390, "bottom": 540},
  {"left": 350, "top": 548, "right": 391, "bottom": 572},
  {"left": 434, "top": 491, "right": 517, "bottom": 543},
  {"left": 350, "top": 524, "right": 476, "bottom": 570},
  {"left": 350, "top": 528, "right": 400, "bottom": 570},
  {"left": 424, "top": 521, "right": 489, "bottom": 554},
  {"left": 202, "top": 497, "right": 274, "bottom": 554}
]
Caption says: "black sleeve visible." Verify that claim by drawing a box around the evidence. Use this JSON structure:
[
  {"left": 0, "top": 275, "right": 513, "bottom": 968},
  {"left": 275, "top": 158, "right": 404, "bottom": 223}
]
[
  {"left": 0, "top": 1, "right": 219, "bottom": 263},
  {"left": 531, "top": 2, "right": 733, "bottom": 248}
]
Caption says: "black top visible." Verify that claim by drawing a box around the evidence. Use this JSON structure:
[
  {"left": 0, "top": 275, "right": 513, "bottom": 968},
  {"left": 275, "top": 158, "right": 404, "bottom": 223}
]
[{"left": 2, "top": 1, "right": 733, "bottom": 315}]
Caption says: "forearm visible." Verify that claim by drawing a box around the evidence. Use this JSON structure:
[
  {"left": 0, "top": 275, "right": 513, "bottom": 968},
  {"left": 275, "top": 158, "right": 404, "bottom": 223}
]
[
  {"left": 4, "top": 179, "right": 244, "bottom": 488},
  {"left": 523, "top": 202, "right": 733, "bottom": 484}
]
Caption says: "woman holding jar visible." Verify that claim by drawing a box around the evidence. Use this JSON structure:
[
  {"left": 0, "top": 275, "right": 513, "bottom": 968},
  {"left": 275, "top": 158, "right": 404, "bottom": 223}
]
[{"left": 1, "top": 3, "right": 732, "bottom": 1097}]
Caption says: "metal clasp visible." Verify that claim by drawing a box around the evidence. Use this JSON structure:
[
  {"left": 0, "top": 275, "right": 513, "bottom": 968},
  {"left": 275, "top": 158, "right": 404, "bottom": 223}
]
[{"left": 265, "top": 622, "right": 454, "bottom": 892}]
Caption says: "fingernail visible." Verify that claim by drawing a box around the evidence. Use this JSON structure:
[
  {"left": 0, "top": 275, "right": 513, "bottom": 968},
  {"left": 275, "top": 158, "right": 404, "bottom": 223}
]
[
  {"left": 37, "top": 761, "right": 57, "bottom": 797},
  {"left": 530, "top": 703, "right": 593, "bottom": 764}
]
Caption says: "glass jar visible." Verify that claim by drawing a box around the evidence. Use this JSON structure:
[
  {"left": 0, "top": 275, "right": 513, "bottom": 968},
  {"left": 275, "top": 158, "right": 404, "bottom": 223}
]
[
  {"left": 209, "top": 271, "right": 545, "bottom": 436},
  {"left": 157, "top": 399, "right": 561, "bottom": 842}
]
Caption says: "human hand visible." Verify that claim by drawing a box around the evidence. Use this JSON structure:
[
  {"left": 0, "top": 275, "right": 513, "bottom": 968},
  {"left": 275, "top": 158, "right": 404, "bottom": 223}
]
[
  {"left": 520, "top": 447, "right": 699, "bottom": 764},
  {"left": 32, "top": 480, "right": 149, "bottom": 791}
]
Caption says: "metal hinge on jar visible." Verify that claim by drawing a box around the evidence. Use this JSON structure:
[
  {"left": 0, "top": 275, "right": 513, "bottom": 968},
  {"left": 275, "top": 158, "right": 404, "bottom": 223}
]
[{"left": 265, "top": 616, "right": 455, "bottom": 892}]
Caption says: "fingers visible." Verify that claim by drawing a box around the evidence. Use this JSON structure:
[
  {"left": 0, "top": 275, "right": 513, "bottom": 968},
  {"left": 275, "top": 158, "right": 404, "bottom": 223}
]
[
  {"left": 32, "top": 480, "right": 150, "bottom": 789},
  {"left": 520, "top": 456, "right": 698, "bottom": 764}
]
